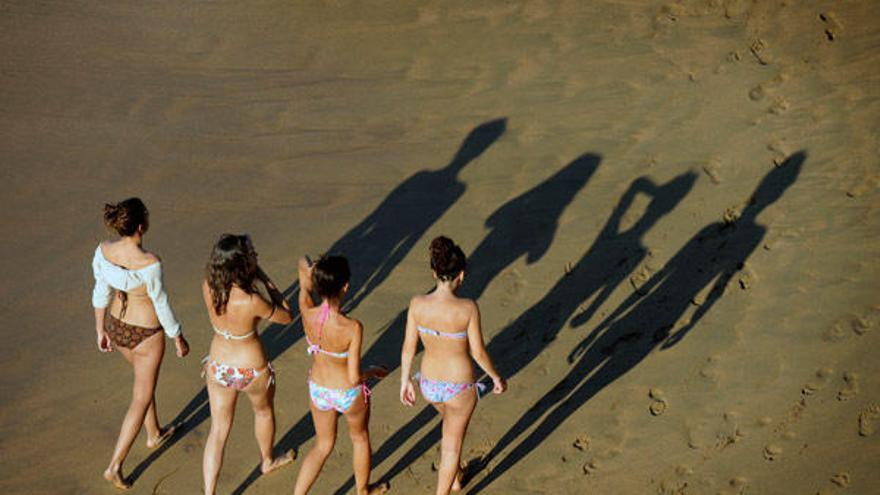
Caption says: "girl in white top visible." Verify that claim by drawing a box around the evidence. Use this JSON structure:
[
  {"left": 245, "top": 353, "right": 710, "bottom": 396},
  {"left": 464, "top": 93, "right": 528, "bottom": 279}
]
[{"left": 91, "top": 198, "right": 190, "bottom": 490}]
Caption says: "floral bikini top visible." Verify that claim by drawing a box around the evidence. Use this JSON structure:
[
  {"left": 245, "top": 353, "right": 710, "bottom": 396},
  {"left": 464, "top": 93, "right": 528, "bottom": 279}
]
[{"left": 306, "top": 302, "right": 349, "bottom": 359}]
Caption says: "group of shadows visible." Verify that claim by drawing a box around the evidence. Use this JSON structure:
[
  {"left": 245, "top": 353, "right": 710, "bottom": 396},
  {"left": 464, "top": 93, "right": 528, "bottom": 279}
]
[{"left": 129, "top": 118, "right": 805, "bottom": 494}]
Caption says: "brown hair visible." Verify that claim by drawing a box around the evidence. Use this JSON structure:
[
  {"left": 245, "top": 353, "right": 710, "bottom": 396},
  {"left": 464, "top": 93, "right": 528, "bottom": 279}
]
[
  {"left": 103, "top": 198, "right": 148, "bottom": 237},
  {"left": 430, "top": 236, "right": 466, "bottom": 281},
  {"left": 312, "top": 255, "right": 351, "bottom": 299},
  {"left": 206, "top": 234, "right": 257, "bottom": 315}
]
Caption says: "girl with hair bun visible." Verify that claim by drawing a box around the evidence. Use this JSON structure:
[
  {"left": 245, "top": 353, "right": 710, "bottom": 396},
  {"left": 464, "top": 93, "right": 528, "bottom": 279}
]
[
  {"left": 400, "top": 235, "right": 506, "bottom": 495},
  {"left": 201, "top": 233, "right": 295, "bottom": 494},
  {"left": 292, "top": 254, "right": 389, "bottom": 495},
  {"left": 90, "top": 197, "right": 190, "bottom": 490}
]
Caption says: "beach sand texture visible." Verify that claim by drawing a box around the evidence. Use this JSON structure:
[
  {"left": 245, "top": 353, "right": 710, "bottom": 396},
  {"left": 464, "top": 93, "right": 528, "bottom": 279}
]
[{"left": 1, "top": 1, "right": 878, "bottom": 493}]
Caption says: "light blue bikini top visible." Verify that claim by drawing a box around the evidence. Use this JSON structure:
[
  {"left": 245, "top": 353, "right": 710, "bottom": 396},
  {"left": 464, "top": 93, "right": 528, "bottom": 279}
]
[
  {"left": 417, "top": 325, "right": 468, "bottom": 340},
  {"left": 306, "top": 303, "right": 349, "bottom": 359}
]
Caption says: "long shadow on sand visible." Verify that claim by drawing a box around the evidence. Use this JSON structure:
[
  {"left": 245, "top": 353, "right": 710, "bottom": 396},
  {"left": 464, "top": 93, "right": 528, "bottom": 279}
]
[
  {"left": 126, "top": 119, "right": 507, "bottom": 487},
  {"left": 359, "top": 168, "right": 696, "bottom": 493},
  {"left": 332, "top": 153, "right": 602, "bottom": 494},
  {"left": 465, "top": 152, "right": 805, "bottom": 493},
  {"left": 225, "top": 119, "right": 508, "bottom": 493}
]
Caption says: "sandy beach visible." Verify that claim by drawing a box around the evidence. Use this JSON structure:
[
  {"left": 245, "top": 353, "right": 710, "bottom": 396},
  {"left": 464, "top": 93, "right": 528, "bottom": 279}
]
[{"left": 1, "top": 1, "right": 878, "bottom": 493}]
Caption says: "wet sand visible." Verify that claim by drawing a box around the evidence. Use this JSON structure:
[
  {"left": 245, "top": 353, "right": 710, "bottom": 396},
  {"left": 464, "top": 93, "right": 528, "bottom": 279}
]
[{"left": 1, "top": 1, "right": 878, "bottom": 493}]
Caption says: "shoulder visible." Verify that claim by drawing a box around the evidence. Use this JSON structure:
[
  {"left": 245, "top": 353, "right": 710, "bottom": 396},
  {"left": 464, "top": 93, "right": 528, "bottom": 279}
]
[
  {"left": 409, "top": 294, "right": 428, "bottom": 308},
  {"left": 460, "top": 297, "right": 480, "bottom": 316},
  {"left": 139, "top": 250, "right": 161, "bottom": 266}
]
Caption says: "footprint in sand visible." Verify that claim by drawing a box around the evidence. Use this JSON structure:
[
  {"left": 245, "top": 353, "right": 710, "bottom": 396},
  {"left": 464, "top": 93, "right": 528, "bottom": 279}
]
[
  {"left": 749, "top": 84, "right": 766, "bottom": 101},
  {"left": 749, "top": 38, "right": 772, "bottom": 65},
  {"left": 582, "top": 458, "right": 599, "bottom": 475},
  {"left": 737, "top": 262, "right": 757, "bottom": 290},
  {"left": 858, "top": 403, "right": 880, "bottom": 436},
  {"left": 702, "top": 158, "right": 722, "bottom": 184},
  {"left": 819, "top": 12, "right": 843, "bottom": 42},
  {"left": 572, "top": 434, "right": 591, "bottom": 451},
  {"left": 822, "top": 322, "right": 849, "bottom": 342},
  {"left": 837, "top": 372, "right": 860, "bottom": 401},
  {"left": 802, "top": 367, "right": 834, "bottom": 396},
  {"left": 768, "top": 98, "right": 790, "bottom": 116},
  {"left": 830, "top": 472, "right": 851, "bottom": 488},
  {"left": 762, "top": 444, "right": 782, "bottom": 461},
  {"left": 767, "top": 140, "right": 792, "bottom": 166},
  {"left": 649, "top": 398, "right": 668, "bottom": 416},
  {"left": 850, "top": 312, "right": 873, "bottom": 335},
  {"left": 630, "top": 265, "right": 654, "bottom": 295}
]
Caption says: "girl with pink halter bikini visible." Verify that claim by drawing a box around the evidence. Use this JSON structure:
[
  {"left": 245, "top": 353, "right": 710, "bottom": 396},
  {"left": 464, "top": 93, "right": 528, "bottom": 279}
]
[
  {"left": 201, "top": 234, "right": 296, "bottom": 494},
  {"left": 400, "top": 236, "right": 507, "bottom": 494},
  {"left": 293, "top": 254, "right": 390, "bottom": 495}
]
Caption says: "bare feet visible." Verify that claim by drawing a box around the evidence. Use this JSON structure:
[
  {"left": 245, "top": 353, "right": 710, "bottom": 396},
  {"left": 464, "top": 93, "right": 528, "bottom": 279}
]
[
  {"left": 451, "top": 466, "right": 463, "bottom": 491},
  {"left": 146, "top": 424, "right": 176, "bottom": 449},
  {"left": 368, "top": 481, "right": 390, "bottom": 495},
  {"left": 103, "top": 468, "right": 131, "bottom": 491},
  {"left": 260, "top": 449, "right": 296, "bottom": 475}
]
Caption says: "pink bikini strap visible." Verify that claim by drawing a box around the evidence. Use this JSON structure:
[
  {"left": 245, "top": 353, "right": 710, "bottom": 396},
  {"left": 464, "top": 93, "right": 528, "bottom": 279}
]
[
  {"left": 362, "top": 382, "right": 372, "bottom": 405},
  {"left": 317, "top": 301, "right": 331, "bottom": 340}
]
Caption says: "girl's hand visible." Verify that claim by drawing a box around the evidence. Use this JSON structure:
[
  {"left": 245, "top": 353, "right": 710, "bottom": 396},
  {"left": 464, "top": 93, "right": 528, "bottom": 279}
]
[
  {"left": 492, "top": 376, "right": 507, "bottom": 395},
  {"left": 97, "top": 330, "right": 113, "bottom": 353},
  {"left": 366, "top": 365, "right": 390, "bottom": 380},
  {"left": 400, "top": 379, "right": 417, "bottom": 407},
  {"left": 175, "top": 334, "right": 190, "bottom": 358}
]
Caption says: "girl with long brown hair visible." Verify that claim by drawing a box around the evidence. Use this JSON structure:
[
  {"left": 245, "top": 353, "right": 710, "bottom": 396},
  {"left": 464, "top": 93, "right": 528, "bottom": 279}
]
[{"left": 201, "top": 233, "right": 295, "bottom": 494}]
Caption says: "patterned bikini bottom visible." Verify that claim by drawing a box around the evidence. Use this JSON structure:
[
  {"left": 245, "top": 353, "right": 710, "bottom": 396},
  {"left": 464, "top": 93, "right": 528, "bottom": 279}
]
[{"left": 105, "top": 314, "right": 162, "bottom": 349}]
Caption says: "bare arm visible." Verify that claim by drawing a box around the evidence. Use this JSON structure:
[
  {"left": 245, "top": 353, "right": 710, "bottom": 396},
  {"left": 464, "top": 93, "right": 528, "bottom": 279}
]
[
  {"left": 399, "top": 299, "right": 420, "bottom": 406},
  {"left": 297, "top": 256, "right": 317, "bottom": 314},
  {"left": 467, "top": 302, "right": 506, "bottom": 394},
  {"left": 255, "top": 265, "right": 293, "bottom": 324},
  {"left": 347, "top": 320, "right": 364, "bottom": 385},
  {"left": 94, "top": 307, "right": 112, "bottom": 353}
]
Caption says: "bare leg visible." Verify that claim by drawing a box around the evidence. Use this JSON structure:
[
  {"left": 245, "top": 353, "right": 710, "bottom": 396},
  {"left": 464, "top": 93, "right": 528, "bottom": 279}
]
[
  {"left": 203, "top": 378, "right": 238, "bottom": 495},
  {"left": 343, "top": 394, "right": 388, "bottom": 495},
  {"left": 103, "top": 333, "right": 165, "bottom": 490},
  {"left": 435, "top": 389, "right": 477, "bottom": 495},
  {"left": 243, "top": 370, "right": 294, "bottom": 474},
  {"left": 293, "top": 401, "right": 338, "bottom": 495}
]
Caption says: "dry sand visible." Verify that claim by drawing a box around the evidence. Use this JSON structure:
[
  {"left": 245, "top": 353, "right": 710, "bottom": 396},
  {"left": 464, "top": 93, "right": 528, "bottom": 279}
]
[{"left": 1, "top": 1, "right": 878, "bottom": 494}]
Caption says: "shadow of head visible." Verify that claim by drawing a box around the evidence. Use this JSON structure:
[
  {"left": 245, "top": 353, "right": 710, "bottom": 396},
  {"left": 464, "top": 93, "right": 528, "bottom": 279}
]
[
  {"left": 742, "top": 151, "right": 806, "bottom": 220},
  {"left": 447, "top": 118, "right": 507, "bottom": 172}
]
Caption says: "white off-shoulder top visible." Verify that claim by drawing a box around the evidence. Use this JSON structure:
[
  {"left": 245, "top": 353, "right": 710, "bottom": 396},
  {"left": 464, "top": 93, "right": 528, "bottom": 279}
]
[{"left": 91, "top": 245, "right": 182, "bottom": 338}]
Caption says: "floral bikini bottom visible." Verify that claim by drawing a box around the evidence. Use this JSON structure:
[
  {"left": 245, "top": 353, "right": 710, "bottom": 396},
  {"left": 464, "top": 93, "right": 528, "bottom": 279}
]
[
  {"left": 204, "top": 358, "right": 274, "bottom": 391},
  {"left": 416, "top": 373, "right": 485, "bottom": 403},
  {"left": 308, "top": 380, "right": 370, "bottom": 413}
]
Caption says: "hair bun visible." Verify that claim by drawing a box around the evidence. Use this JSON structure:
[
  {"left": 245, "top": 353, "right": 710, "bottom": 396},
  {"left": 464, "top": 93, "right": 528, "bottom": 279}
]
[
  {"left": 102, "top": 198, "right": 148, "bottom": 237},
  {"left": 429, "top": 235, "right": 466, "bottom": 281}
]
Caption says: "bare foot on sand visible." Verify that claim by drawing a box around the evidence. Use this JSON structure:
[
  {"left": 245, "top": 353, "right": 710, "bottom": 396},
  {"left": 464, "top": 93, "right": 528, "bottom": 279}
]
[
  {"left": 102, "top": 468, "right": 131, "bottom": 491},
  {"left": 146, "top": 424, "right": 176, "bottom": 449},
  {"left": 451, "top": 465, "right": 465, "bottom": 491},
  {"left": 367, "top": 481, "right": 390, "bottom": 494},
  {"left": 260, "top": 449, "right": 295, "bottom": 475}
]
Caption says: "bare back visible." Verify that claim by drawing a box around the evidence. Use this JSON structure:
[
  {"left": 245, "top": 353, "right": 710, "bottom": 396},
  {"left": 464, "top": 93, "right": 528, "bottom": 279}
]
[
  {"left": 302, "top": 304, "right": 362, "bottom": 389},
  {"left": 202, "top": 281, "right": 270, "bottom": 369},
  {"left": 101, "top": 240, "right": 161, "bottom": 328},
  {"left": 410, "top": 291, "right": 478, "bottom": 383}
]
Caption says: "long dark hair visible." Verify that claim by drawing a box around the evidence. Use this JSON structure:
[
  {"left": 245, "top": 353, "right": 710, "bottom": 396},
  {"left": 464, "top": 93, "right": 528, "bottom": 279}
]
[{"left": 206, "top": 234, "right": 257, "bottom": 315}]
